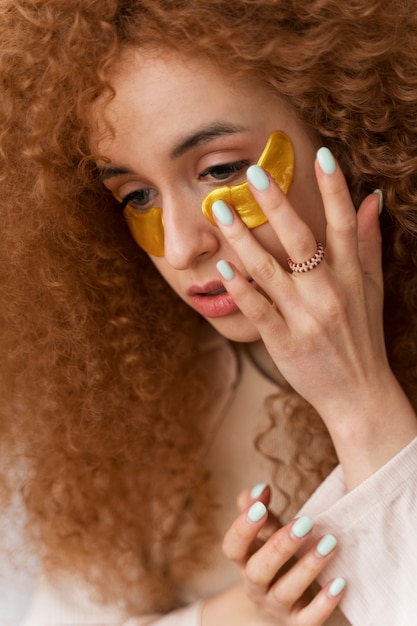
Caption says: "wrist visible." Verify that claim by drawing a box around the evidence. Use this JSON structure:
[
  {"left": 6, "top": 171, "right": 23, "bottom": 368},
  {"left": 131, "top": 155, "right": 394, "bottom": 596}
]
[
  {"left": 318, "top": 372, "right": 417, "bottom": 490},
  {"left": 201, "top": 585, "right": 258, "bottom": 625}
]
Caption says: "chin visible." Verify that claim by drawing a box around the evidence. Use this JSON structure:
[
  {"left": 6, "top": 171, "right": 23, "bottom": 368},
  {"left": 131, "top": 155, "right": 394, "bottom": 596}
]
[{"left": 206, "top": 314, "right": 261, "bottom": 343}]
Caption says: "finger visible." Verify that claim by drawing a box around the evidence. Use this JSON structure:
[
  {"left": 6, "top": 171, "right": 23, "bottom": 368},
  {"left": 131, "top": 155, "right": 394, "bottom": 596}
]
[
  {"left": 244, "top": 516, "right": 314, "bottom": 595},
  {"left": 222, "top": 500, "right": 269, "bottom": 567},
  {"left": 215, "top": 259, "right": 288, "bottom": 337},
  {"left": 314, "top": 148, "right": 359, "bottom": 272},
  {"left": 237, "top": 483, "right": 271, "bottom": 511},
  {"left": 245, "top": 164, "right": 319, "bottom": 265},
  {"left": 266, "top": 534, "right": 338, "bottom": 607},
  {"left": 211, "top": 198, "right": 290, "bottom": 292},
  {"left": 295, "top": 577, "right": 346, "bottom": 626},
  {"left": 356, "top": 190, "right": 383, "bottom": 283},
  {"left": 237, "top": 485, "right": 282, "bottom": 540}
]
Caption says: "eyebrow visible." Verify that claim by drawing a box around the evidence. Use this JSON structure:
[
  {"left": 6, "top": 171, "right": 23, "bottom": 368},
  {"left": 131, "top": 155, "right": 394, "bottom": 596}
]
[
  {"left": 97, "top": 165, "right": 135, "bottom": 182},
  {"left": 97, "top": 122, "right": 246, "bottom": 181},
  {"left": 169, "top": 122, "right": 246, "bottom": 159}
]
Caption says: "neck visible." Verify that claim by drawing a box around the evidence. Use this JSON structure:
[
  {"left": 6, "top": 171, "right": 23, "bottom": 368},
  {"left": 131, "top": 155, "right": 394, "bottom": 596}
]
[{"left": 244, "top": 340, "right": 286, "bottom": 387}]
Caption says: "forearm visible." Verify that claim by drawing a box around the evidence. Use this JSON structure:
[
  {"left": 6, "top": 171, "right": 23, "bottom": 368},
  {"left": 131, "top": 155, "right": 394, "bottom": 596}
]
[
  {"left": 201, "top": 584, "right": 263, "bottom": 626},
  {"left": 320, "top": 369, "right": 417, "bottom": 490}
]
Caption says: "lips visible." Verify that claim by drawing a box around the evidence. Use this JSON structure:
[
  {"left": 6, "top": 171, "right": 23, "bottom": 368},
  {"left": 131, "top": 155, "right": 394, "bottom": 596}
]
[
  {"left": 187, "top": 280, "right": 240, "bottom": 318},
  {"left": 188, "top": 281, "right": 227, "bottom": 297}
]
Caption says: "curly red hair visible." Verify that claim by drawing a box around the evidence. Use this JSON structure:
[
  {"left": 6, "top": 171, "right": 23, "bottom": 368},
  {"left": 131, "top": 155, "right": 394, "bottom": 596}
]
[{"left": 1, "top": 0, "right": 417, "bottom": 612}]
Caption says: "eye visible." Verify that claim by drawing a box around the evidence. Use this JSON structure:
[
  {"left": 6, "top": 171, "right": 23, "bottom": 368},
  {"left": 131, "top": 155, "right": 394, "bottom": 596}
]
[
  {"left": 119, "top": 188, "right": 158, "bottom": 213},
  {"left": 199, "top": 160, "right": 251, "bottom": 182}
]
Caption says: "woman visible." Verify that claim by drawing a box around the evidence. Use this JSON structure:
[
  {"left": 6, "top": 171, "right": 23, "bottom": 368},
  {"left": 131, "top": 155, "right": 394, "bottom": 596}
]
[{"left": 1, "top": 1, "right": 417, "bottom": 625}]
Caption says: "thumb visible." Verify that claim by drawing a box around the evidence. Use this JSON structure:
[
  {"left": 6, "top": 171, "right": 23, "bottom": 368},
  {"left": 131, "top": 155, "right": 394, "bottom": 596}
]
[{"left": 237, "top": 484, "right": 282, "bottom": 538}]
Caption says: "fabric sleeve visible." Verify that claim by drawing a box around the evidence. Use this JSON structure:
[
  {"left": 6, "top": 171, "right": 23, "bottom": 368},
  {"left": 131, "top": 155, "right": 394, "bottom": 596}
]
[
  {"left": 19, "top": 576, "right": 203, "bottom": 626},
  {"left": 296, "top": 435, "right": 417, "bottom": 626},
  {"left": 122, "top": 602, "right": 203, "bottom": 626}
]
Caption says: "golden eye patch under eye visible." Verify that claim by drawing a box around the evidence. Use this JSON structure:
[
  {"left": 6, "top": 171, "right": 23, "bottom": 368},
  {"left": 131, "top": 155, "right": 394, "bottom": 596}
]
[
  {"left": 115, "top": 130, "right": 294, "bottom": 257},
  {"left": 113, "top": 191, "right": 165, "bottom": 257},
  {"left": 201, "top": 130, "right": 294, "bottom": 228},
  {"left": 123, "top": 204, "right": 165, "bottom": 257}
]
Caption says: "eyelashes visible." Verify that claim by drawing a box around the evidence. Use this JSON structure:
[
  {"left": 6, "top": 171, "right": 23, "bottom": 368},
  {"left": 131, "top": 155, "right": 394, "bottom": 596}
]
[
  {"left": 119, "top": 159, "right": 251, "bottom": 213},
  {"left": 113, "top": 130, "right": 294, "bottom": 257},
  {"left": 119, "top": 188, "right": 157, "bottom": 211},
  {"left": 199, "top": 159, "right": 251, "bottom": 182}
]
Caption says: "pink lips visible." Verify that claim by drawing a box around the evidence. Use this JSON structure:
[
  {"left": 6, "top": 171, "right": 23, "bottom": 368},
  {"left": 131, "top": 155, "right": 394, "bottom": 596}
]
[{"left": 187, "top": 281, "right": 240, "bottom": 318}]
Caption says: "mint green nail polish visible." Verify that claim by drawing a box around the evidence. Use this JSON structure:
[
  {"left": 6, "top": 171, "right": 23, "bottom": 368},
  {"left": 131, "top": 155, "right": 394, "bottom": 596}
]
[
  {"left": 247, "top": 501, "right": 267, "bottom": 523},
  {"left": 291, "top": 515, "right": 313, "bottom": 539},
  {"left": 247, "top": 164, "right": 270, "bottom": 191},
  {"left": 317, "top": 147, "right": 336, "bottom": 175},
  {"left": 373, "top": 188, "right": 384, "bottom": 215},
  {"left": 317, "top": 534, "right": 337, "bottom": 556},
  {"left": 216, "top": 260, "right": 235, "bottom": 281},
  {"left": 250, "top": 482, "right": 267, "bottom": 499},
  {"left": 329, "top": 577, "right": 346, "bottom": 597},
  {"left": 212, "top": 199, "right": 234, "bottom": 225}
]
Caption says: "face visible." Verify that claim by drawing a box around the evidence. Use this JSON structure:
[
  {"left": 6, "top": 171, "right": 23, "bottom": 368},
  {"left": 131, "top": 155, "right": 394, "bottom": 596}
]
[{"left": 94, "top": 50, "right": 326, "bottom": 342}]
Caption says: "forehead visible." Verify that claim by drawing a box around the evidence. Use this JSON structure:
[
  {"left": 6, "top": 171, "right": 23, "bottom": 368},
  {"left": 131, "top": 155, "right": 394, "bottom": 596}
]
[
  {"left": 108, "top": 47, "right": 252, "bottom": 102},
  {"left": 91, "top": 49, "right": 285, "bottom": 155}
]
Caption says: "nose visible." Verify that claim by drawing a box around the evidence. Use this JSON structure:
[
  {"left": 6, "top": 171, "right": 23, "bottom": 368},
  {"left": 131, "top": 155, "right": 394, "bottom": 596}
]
[{"left": 162, "top": 191, "right": 220, "bottom": 270}]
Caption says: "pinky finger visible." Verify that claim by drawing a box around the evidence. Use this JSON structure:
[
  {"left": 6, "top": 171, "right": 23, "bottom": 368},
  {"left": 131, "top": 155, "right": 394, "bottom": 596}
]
[
  {"left": 295, "top": 578, "right": 346, "bottom": 626},
  {"left": 216, "top": 260, "right": 284, "bottom": 332}
]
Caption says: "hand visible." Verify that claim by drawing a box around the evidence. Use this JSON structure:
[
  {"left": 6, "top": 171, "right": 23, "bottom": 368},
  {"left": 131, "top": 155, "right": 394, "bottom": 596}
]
[
  {"left": 213, "top": 150, "right": 417, "bottom": 487},
  {"left": 218, "top": 485, "right": 345, "bottom": 625}
]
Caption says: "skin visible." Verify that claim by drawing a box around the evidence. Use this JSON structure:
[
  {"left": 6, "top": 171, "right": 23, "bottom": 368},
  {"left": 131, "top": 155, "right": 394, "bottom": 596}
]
[
  {"left": 94, "top": 49, "right": 417, "bottom": 625},
  {"left": 97, "top": 49, "right": 325, "bottom": 342}
]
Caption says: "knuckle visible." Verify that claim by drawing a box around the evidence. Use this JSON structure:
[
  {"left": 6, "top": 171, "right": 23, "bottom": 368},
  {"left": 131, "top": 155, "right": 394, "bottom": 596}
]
[
  {"left": 300, "top": 314, "right": 322, "bottom": 340},
  {"left": 290, "top": 234, "right": 317, "bottom": 262},
  {"left": 326, "top": 301, "right": 345, "bottom": 325},
  {"left": 328, "top": 198, "right": 357, "bottom": 233},
  {"left": 244, "top": 584, "right": 260, "bottom": 604},
  {"left": 269, "top": 533, "right": 292, "bottom": 560},
  {"left": 251, "top": 255, "right": 277, "bottom": 283},
  {"left": 229, "top": 227, "right": 249, "bottom": 248},
  {"left": 320, "top": 293, "right": 349, "bottom": 325},
  {"left": 222, "top": 525, "right": 250, "bottom": 563},
  {"left": 300, "top": 554, "right": 321, "bottom": 578},
  {"left": 221, "top": 534, "right": 239, "bottom": 561},
  {"left": 295, "top": 611, "right": 323, "bottom": 626},
  {"left": 245, "top": 301, "right": 271, "bottom": 324},
  {"left": 331, "top": 217, "right": 357, "bottom": 235},
  {"left": 245, "top": 560, "right": 268, "bottom": 587},
  {"left": 269, "top": 582, "right": 291, "bottom": 607}
]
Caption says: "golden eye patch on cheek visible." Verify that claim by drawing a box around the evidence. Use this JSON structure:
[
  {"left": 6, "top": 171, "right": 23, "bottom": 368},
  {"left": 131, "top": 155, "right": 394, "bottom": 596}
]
[
  {"left": 201, "top": 130, "right": 294, "bottom": 228},
  {"left": 123, "top": 205, "right": 165, "bottom": 257},
  {"left": 112, "top": 193, "right": 165, "bottom": 257},
  {"left": 114, "top": 130, "right": 294, "bottom": 257}
]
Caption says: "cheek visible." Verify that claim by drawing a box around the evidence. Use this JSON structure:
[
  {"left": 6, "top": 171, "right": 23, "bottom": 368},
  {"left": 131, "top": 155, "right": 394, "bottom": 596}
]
[
  {"left": 287, "top": 167, "right": 326, "bottom": 241},
  {"left": 150, "top": 258, "right": 173, "bottom": 284},
  {"left": 150, "top": 258, "right": 184, "bottom": 295},
  {"left": 295, "top": 197, "right": 327, "bottom": 245},
  {"left": 251, "top": 223, "right": 289, "bottom": 269}
]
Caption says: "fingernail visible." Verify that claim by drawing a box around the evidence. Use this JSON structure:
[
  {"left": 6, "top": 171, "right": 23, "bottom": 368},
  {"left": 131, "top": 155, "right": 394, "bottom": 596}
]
[
  {"left": 250, "top": 482, "right": 268, "bottom": 499},
  {"left": 317, "top": 147, "right": 337, "bottom": 175},
  {"left": 373, "top": 188, "right": 384, "bottom": 215},
  {"left": 328, "top": 577, "right": 346, "bottom": 597},
  {"left": 247, "top": 164, "right": 270, "bottom": 191},
  {"left": 216, "top": 260, "right": 235, "bottom": 281},
  {"left": 247, "top": 501, "right": 267, "bottom": 523},
  {"left": 316, "top": 534, "right": 337, "bottom": 557},
  {"left": 291, "top": 515, "right": 313, "bottom": 539},
  {"left": 212, "top": 200, "right": 234, "bottom": 225}
]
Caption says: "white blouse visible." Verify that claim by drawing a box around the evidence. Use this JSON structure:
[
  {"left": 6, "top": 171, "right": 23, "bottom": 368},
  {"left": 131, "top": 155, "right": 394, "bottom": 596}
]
[{"left": 10, "top": 343, "right": 417, "bottom": 626}]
